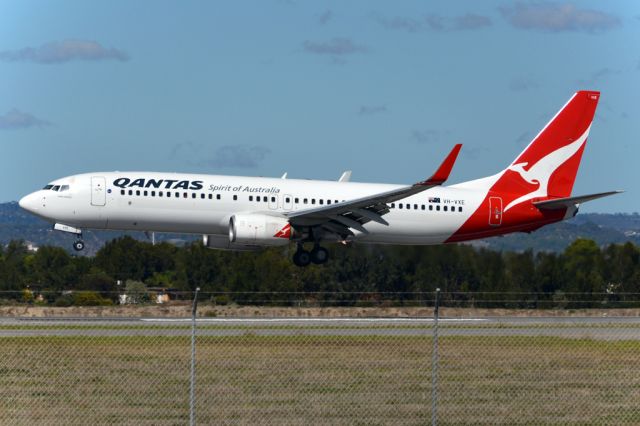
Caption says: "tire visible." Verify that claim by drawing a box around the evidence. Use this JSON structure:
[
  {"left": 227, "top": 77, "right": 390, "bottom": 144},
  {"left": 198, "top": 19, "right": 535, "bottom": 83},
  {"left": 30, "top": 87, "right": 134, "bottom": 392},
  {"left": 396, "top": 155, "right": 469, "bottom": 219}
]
[
  {"left": 73, "top": 241, "right": 85, "bottom": 252},
  {"left": 293, "top": 250, "right": 311, "bottom": 267},
  {"left": 310, "top": 246, "right": 329, "bottom": 264}
]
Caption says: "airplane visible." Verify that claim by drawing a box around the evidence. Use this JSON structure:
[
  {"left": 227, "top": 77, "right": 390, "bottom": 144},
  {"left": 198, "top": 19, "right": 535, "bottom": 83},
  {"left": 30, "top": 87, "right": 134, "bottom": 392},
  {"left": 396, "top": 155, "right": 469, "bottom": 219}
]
[{"left": 19, "top": 91, "right": 621, "bottom": 266}]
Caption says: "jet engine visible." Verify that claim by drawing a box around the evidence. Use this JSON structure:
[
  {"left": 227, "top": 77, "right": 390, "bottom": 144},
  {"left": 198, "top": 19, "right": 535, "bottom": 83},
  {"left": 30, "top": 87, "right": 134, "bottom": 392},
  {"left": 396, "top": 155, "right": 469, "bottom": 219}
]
[
  {"left": 229, "top": 214, "right": 291, "bottom": 246},
  {"left": 202, "top": 234, "right": 261, "bottom": 251}
]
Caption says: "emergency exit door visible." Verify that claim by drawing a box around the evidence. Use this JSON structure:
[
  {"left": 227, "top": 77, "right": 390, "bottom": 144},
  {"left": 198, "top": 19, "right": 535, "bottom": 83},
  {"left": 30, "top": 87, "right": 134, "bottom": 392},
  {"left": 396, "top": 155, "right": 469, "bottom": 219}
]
[
  {"left": 91, "top": 176, "right": 106, "bottom": 206},
  {"left": 489, "top": 197, "right": 502, "bottom": 226}
]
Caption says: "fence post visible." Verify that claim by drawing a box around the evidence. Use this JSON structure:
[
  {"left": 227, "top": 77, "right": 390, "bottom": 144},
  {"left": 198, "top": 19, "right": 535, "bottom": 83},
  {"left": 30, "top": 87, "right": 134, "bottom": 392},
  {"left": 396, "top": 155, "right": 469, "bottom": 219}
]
[
  {"left": 190, "top": 287, "right": 200, "bottom": 426},
  {"left": 431, "top": 288, "right": 440, "bottom": 426}
]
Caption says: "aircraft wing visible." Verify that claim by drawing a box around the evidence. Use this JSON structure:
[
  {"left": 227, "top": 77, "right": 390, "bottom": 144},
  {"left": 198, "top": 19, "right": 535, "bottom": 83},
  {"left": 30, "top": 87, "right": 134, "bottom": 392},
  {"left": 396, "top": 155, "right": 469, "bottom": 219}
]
[
  {"left": 533, "top": 190, "right": 623, "bottom": 210},
  {"left": 286, "top": 144, "right": 462, "bottom": 236}
]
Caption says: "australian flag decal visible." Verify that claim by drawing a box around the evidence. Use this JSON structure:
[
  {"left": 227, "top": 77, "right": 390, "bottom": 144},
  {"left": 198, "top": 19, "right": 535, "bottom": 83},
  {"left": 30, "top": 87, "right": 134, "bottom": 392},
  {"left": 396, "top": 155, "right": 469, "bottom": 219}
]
[{"left": 428, "top": 197, "right": 440, "bottom": 203}]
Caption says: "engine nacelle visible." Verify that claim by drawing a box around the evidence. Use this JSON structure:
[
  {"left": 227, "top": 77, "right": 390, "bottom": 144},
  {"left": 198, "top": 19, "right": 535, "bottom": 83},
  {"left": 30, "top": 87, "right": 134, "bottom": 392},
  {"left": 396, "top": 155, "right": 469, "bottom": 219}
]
[
  {"left": 229, "top": 214, "right": 291, "bottom": 246},
  {"left": 202, "top": 234, "right": 260, "bottom": 252}
]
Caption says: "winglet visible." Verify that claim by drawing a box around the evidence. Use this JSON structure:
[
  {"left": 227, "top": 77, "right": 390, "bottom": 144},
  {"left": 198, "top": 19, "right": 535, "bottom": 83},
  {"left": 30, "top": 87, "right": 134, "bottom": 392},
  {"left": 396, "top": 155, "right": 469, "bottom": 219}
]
[
  {"left": 338, "top": 171, "right": 352, "bottom": 182},
  {"left": 418, "top": 144, "right": 462, "bottom": 186}
]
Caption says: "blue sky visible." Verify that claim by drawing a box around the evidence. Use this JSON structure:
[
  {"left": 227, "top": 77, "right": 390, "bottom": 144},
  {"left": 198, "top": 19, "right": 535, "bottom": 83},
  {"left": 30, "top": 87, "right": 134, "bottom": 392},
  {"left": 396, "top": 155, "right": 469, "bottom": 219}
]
[{"left": 1, "top": 1, "right": 638, "bottom": 212}]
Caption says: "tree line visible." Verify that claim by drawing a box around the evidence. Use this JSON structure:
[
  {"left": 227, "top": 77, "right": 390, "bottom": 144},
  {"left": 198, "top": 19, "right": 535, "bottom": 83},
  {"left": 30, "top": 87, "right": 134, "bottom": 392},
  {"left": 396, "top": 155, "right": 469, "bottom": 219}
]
[{"left": 1, "top": 236, "right": 639, "bottom": 308}]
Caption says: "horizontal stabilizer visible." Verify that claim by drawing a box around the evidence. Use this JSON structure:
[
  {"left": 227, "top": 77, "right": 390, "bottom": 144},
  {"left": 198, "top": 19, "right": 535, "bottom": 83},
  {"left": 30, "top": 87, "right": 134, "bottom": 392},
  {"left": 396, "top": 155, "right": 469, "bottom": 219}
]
[{"left": 533, "top": 191, "right": 623, "bottom": 210}]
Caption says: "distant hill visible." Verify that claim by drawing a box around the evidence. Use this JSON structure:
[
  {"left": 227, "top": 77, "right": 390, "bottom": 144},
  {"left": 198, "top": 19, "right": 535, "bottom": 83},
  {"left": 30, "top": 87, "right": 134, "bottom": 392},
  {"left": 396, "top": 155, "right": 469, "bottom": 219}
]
[{"left": 1, "top": 202, "right": 638, "bottom": 254}]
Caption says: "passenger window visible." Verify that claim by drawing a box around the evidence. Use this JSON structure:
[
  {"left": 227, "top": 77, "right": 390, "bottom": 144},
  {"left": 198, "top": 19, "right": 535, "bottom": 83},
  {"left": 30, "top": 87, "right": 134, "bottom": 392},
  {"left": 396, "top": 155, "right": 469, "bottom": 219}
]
[
  {"left": 399, "top": 203, "right": 403, "bottom": 209},
  {"left": 312, "top": 199, "right": 316, "bottom": 205},
  {"left": 159, "top": 191, "right": 163, "bottom": 197},
  {"left": 151, "top": 191, "right": 156, "bottom": 197},
  {"left": 285, "top": 197, "right": 290, "bottom": 203},
  {"left": 233, "top": 195, "right": 238, "bottom": 201},
  {"left": 429, "top": 205, "right": 433, "bottom": 211},
  {"left": 304, "top": 198, "right": 308, "bottom": 204},
  {"left": 335, "top": 200, "right": 339, "bottom": 204},
  {"left": 271, "top": 196, "right": 276, "bottom": 203},
  {"left": 167, "top": 192, "right": 171, "bottom": 198},
  {"left": 264, "top": 197, "right": 268, "bottom": 203},
  {"left": 128, "top": 190, "right": 133, "bottom": 195},
  {"left": 217, "top": 194, "right": 221, "bottom": 200},
  {"left": 144, "top": 190, "right": 148, "bottom": 196},
  {"left": 191, "top": 193, "right": 196, "bottom": 199},
  {"left": 120, "top": 189, "right": 125, "bottom": 195},
  {"left": 295, "top": 198, "right": 299, "bottom": 203},
  {"left": 421, "top": 205, "right": 425, "bottom": 210},
  {"left": 319, "top": 199, "right": 324, "bottom": 205},
  {"left": 208, "top": 194, "right": 212, "bottom": 200},
  {"left": 136, "top": 190, "right": 141, "bottom": 196},
  {"left": 327, "top": 200, "right": 331, "bottom": 205},
  {"left": 436, "top": 205, "right": 440, "bottom": 211},
  {"left": 249, "top": 196, "right": 253, "bottom": 201},
  {"left": 200, "top": 193, "right": 205, "bottom": 199},
  {"left": 414, "top": 204, "right": 418, "bottom": 210},
  {"left": 458, "top": 206, "right": 462, "bottom": 212},
  {"left": 391, "top": 203, "right": 395, "bottom": 208},
  {"left": 444, "top": 206, "right": 448, "bottom": 211}
]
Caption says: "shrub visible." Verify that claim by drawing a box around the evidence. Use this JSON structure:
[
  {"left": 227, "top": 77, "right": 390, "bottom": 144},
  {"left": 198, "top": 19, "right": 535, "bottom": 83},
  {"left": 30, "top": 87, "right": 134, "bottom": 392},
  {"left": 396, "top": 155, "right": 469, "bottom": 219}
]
[
  {"left": 73, "top": 292, "right": 113, "bottom": 306},
  {"left": 54, "top": 295, "right": 74, "bottom": 307}
]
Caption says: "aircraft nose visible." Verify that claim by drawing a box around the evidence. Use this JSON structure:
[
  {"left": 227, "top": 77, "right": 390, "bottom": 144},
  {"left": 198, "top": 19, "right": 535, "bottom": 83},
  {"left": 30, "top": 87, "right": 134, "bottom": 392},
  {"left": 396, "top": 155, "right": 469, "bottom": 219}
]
[{"left": 19, "top": 193, "right": 38, "bottom": 213}]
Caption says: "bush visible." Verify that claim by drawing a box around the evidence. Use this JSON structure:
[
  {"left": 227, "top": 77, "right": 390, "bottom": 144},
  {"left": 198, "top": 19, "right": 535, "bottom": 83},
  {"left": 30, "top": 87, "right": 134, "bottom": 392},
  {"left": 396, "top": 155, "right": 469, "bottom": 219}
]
[
  {"left": 73, "top": 292, "right": 113, "bottom": 306},
  {"left": 54, "top": 295, "right": 74, "bottom": 307}
]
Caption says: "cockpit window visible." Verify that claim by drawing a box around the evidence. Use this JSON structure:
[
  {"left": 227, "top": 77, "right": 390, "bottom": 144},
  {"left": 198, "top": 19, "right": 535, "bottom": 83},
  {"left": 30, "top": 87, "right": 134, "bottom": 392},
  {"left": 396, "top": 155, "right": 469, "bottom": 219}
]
[
  {"left": 52, "top": 185, "right": 61, "bottom": 191},
  {"left": 43, "top": 185, "right": 54, "bottom": 190},
  {"left": 59, "top": 185, "right": 70, "bottom": 192}
]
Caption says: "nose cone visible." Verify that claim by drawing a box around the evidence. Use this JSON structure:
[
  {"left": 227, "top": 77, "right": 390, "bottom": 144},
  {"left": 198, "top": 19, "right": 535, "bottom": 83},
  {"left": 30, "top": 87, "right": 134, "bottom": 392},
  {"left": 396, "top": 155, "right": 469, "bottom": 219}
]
[{"left": 19, "top": 193, "right": 38, "bottom": 213}]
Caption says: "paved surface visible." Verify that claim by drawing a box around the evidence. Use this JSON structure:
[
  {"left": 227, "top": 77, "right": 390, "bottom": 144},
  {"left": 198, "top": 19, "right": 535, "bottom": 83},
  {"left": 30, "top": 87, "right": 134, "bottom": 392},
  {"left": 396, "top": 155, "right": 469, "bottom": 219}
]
[{"left": 0, "top": 316, "right": 639, "bottom": 339}]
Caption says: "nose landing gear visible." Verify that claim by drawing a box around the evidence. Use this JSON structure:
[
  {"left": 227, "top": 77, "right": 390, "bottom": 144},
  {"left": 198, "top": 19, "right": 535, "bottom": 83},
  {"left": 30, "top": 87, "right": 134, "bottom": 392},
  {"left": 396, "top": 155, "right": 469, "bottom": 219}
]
[{"left": 72, "top": 238, "right": 85, "bottom": 252}]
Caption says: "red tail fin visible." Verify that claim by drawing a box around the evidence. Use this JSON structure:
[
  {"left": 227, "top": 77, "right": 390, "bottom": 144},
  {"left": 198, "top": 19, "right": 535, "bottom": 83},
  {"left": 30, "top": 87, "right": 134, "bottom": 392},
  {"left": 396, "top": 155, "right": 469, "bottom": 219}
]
[{"left": 500, "top": 91, "right": 600, "bottom": 212}]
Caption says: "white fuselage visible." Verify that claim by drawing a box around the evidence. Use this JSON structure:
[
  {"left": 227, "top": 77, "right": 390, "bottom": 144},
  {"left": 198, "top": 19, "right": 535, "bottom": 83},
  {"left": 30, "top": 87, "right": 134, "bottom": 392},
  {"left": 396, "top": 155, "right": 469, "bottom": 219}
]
[{"left": 19, "top": 172, "right": 490, "bottom": 245}]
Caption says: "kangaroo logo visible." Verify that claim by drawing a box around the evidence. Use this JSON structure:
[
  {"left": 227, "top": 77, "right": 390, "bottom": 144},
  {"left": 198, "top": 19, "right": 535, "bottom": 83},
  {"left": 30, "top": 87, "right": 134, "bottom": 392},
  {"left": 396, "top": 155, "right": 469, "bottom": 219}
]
[
  {"left": 503, "top": 125, "right": 590, "bottom": 212},
  {"left": 274, "top": 223, "right": 292, "bottom": 239}
]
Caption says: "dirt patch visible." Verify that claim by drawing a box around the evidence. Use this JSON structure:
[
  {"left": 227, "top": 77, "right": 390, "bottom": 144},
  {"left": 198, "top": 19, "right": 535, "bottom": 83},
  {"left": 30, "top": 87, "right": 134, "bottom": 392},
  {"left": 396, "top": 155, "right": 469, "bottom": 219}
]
[{"left": 1, "top": 304, "right": 639, "bottom": 318}]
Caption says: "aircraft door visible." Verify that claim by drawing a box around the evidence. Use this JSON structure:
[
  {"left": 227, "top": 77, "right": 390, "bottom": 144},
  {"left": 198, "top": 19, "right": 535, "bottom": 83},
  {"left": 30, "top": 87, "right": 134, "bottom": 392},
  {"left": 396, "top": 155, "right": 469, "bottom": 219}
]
[
  {"left": 283, "top": 194, "right": 293, "bottom": 210},
  {"left": 91, "top": 176, "right": 106, "bottom": 206},
  {"left": 268, "top": 194, "right": 279, "bottom": 210},
  {"left": 489, "top": 197, "right": 502, "bottom": 226}
]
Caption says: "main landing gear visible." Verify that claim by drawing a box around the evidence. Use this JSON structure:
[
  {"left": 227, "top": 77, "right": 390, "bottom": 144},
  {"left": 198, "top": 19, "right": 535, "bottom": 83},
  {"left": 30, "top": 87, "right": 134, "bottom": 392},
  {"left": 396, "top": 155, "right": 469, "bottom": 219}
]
[{"left": 293, "top": 244, "right": 329, "bottom": 267}]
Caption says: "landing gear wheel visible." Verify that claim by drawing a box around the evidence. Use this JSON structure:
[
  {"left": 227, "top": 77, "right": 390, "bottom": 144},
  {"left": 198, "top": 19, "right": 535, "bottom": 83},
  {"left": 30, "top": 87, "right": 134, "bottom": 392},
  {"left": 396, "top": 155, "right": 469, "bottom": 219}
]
[
  {"left": 293, "top": 249, "right": 311, "bottom": 267},
  {"left": 73, "top": 240, "right": 85, "bottom": 252},
  {"left": 310, "top": 246, "right": 329, "bottom": 264}
]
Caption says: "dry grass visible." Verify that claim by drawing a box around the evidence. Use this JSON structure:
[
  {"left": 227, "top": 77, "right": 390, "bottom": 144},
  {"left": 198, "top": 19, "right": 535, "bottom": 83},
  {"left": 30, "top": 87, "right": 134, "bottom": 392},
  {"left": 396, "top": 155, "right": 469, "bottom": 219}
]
[
  {"left": 1, "top": 330, "right": 639, "bottom": 425},
  {"left": 3, "top": 303, "right": 640, "bottom": 318}
]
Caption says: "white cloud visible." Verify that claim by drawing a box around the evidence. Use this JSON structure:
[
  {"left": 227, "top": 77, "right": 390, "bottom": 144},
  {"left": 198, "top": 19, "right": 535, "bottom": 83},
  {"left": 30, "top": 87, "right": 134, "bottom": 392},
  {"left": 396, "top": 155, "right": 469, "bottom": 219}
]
[
  {"left": 0, "top": 40, "right": 129, "bottom": 64},
  {"left": 499, "top": 2, "right": 620, "bottom": 33},
  {"left": 0, "top": 109, "right": 50, "bottom": 130}
]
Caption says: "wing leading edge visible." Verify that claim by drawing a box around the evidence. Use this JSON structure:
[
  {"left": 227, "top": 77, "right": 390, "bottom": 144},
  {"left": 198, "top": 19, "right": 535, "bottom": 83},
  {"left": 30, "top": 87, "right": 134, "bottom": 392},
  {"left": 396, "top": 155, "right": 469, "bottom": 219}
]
[{"left": 286, "top": 144, "right": 462, "bottom": 237}]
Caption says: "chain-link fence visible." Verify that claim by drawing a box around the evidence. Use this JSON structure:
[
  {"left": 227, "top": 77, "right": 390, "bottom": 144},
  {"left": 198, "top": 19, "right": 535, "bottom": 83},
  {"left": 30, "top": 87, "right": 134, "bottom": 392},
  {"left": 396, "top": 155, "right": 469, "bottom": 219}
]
[{"left": 1, "top": 291, "right": 640, "bottom": 425}]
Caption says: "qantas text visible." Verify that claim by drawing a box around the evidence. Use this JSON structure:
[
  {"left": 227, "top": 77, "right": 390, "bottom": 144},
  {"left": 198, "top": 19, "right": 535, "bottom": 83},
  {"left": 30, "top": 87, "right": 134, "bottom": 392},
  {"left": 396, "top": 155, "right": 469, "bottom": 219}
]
[{"left": 113, "top": 178, "right": 203, "bottom": 190}]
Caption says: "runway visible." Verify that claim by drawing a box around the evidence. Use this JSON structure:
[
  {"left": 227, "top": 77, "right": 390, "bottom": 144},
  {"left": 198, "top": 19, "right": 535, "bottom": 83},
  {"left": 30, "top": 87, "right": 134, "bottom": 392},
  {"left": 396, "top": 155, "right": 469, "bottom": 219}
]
[{"left": 1, "top": 316, "right": 639, "bottom": 339}]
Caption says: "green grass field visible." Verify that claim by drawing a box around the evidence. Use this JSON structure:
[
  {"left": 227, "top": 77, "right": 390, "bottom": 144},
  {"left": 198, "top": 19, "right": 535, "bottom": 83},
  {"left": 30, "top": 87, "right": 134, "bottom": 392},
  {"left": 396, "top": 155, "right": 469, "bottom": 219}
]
[{"left": 1, "top": 328, "right": 639, "bottom": 425}]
